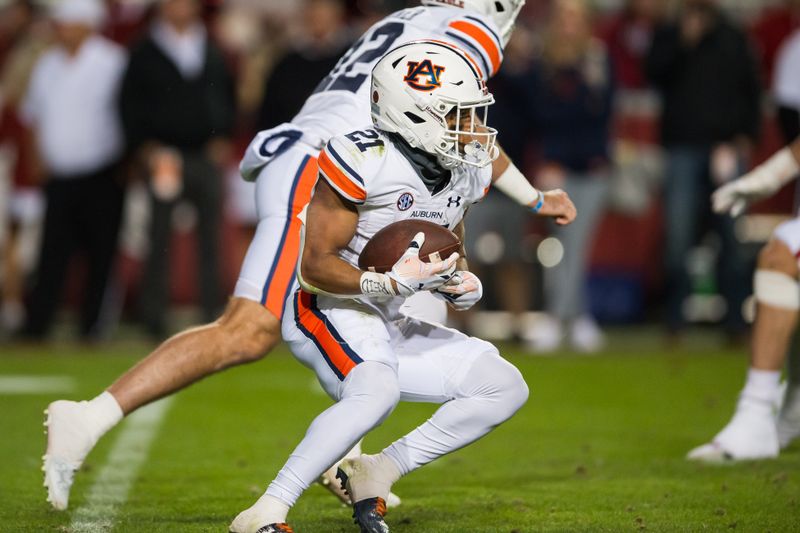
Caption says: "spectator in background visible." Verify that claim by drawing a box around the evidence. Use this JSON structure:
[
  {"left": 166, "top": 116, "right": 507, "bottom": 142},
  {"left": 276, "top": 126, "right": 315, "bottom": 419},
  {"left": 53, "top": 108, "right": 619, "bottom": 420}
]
[
  {"left": 255, "top": 0, "right": 350, "bottom": 130},
  {"left": 466, "top": 27, "right": 538, "bottom": 341},
  {"left": 598, "top": 0, "right": 661, "bottom": 90},
  {"left": 20, "top": 0, "right": 127, "bottom": 340},
  {"left": 0, "top": 0, "right": 48, "bottom": 333},
  {"left": 120, "top": 0, "right": 236, "bottom": 337},
  {"left": 774, "top": 28, "right": 800, "bottom": 143},
  {"left": 523, "top": 0, "right": 614, "bottom": 352},
  {"left": 750, "top": 0, "right": 800, "bottom": 88},
  {"left": 646, "top": 0, "right": 761, "bottom": 342}
]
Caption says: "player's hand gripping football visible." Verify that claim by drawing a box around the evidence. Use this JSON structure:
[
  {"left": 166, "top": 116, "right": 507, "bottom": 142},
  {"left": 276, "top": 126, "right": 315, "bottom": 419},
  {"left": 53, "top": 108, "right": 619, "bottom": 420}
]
[
  {"left": 435, "top": 270, "right": 483, "bottom": 311},
  {"left": 387, "top": 232, "right": 459, "bottom": 297},
  {"left": 536, "top": 189, "right": 577, "bottom": 225}
]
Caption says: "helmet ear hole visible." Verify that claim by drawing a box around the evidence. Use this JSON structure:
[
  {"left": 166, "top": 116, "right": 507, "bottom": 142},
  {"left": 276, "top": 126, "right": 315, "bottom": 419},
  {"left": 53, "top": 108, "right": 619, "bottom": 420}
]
[{"left": 495, "top": 2, "right": 505, "bottom": 12}]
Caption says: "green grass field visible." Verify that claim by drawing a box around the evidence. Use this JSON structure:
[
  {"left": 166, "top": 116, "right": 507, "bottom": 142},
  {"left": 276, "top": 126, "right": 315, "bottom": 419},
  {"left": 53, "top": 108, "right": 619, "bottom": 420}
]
[{"left": 1, "top": 336, "right": 798, "bottom": 532}]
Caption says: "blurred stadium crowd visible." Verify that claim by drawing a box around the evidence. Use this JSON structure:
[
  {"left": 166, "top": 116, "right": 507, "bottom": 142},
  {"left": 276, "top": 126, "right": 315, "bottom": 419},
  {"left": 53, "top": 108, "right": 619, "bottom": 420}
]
[{"left": 0, "top": 0, "right": 798, "bottom": 350}]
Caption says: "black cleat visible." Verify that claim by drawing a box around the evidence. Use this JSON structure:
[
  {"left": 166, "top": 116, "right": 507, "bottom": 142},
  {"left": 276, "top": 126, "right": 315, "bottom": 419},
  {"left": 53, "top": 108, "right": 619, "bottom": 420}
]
[
  {"left": 352, "top": 497, "right": 389, "bottom": 533},
  {"left": 252, "top": 524, "right": 294, "bottom": 533},
  {"left": 336, "top": 462, "right": 391, "bottom": 532}
]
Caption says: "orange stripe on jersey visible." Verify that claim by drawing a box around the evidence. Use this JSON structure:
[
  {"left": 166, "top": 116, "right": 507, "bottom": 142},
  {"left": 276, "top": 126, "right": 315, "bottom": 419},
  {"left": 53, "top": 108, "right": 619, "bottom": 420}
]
[
  {"left": 261, "top": 156, "right": 319, "bottom": 318},
  {"left": 294, "top": 290, "right": 362, "bottom": 380},
  {"left": 427, "top": 38, "right": 484, "bottom": 78},
  {"left": 318, "top": 150, "right": 367, "bottom": 203},
  {"left": 448, "top": 20, "right": 501, "bottom": 76}
]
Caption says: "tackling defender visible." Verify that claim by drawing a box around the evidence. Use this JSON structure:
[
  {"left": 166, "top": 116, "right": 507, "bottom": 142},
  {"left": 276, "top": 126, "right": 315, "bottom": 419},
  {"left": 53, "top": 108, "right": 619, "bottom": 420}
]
[
  {"left": 43, "top": 0, "right": 575, "bottom": 510},
  {"left": 688, "top": 138, "right": 800, "bottom": 461},
  {"left": 230, "top": 40, "right": 569, "bottom": 533}
]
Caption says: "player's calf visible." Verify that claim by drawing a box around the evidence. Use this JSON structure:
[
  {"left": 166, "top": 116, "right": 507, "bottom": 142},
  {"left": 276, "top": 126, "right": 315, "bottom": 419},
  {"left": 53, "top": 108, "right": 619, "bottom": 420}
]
[{"left": 214, "top": 297, "right": 283, "bottom": 368}]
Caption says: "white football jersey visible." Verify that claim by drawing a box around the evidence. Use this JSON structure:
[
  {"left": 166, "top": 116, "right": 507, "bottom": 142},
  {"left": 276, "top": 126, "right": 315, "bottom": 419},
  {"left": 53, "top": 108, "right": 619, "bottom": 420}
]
[
  {"left": 292, "top": 5, "right": 504, "bottom": 145},
  {"left": 316, "top": 126, "right": 493, "bottom": 270}
]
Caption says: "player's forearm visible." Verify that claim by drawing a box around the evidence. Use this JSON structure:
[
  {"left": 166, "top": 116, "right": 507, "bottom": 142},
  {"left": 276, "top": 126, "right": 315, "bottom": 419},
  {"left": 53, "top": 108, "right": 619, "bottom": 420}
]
[
  {"left": 491, "top": 150, "right": 544, "bottom": 212},
  {"left": 299, "top": 253, "right": 365, "bottom": 297}
]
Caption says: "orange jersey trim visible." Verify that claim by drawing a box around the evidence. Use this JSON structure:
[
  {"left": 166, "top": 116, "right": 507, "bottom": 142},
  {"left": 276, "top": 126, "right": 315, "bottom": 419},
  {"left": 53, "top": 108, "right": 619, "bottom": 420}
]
[
  {"left": 318, "top": 150, "right": 367, "bottom": 203},
  {"left": 448, "top": 20, "right": 502, "bottom": 76},
  {"left": 427, "top": 38, "right": 485, "bottom": 79}
]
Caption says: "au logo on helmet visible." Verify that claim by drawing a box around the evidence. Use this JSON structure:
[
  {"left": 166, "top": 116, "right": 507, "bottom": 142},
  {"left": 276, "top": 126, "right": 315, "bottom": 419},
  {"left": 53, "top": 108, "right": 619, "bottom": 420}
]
[{"left": 403, "top": 60, "right": 446, "bottom": 91}]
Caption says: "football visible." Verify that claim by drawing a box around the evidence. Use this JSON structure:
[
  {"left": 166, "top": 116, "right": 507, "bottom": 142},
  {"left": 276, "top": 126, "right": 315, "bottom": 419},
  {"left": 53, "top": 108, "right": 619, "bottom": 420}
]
[{"left": 358, "top": 219, "right": 461, "bottom": 273}]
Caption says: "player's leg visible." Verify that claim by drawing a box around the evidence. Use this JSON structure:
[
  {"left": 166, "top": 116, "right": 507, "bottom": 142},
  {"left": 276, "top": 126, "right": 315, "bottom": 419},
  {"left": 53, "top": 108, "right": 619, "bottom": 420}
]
[
  {"left": 230, "top": 293, "right": 401, "bottom": 532},
  {"left": 779, "top": 344, "right": 800, "bottom": 448},
  {"left": 337, "top": 319, "right": 528, "bottom": 530},
  {"left": 688, "top": 221, "right": 800, "bottom": 461},
  {"left": 43, "top": 148, "right": 318, "bottom": 510}
]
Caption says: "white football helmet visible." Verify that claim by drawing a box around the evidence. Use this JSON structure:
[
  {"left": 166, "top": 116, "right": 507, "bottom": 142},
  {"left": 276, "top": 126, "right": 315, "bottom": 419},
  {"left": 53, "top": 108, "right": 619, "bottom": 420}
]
[
  {"left": 370, "top": 40, "right": 499, "bottom": 169},
  {"left": 421, "top": 0, "right": 526, "bottom": 45}
]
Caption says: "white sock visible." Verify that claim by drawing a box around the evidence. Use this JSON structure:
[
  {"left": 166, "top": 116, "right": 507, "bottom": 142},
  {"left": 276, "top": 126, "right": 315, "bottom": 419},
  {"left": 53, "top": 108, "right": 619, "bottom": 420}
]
[
  {"left": 344, "top": 453, "right": 402, "bottom": 502},
  {"left": 370, "top": 453, "right": 403, "bottom": 485},
  {"left": 742, "top": 368, "right": 782, "bottom": 405},
  {"left": 252, "top": 493, "right": 291, "bottom": 524},
  {"left": 84, "top": 391, "right": 124, "bottom": 440}
]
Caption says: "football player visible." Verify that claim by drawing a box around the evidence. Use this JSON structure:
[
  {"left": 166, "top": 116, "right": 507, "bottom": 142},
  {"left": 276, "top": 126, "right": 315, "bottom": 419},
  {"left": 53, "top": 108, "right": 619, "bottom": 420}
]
[
  {"left": 688, "top": 137, "right": 800, "bottom": 461},
  {"left": 230, "top": 40, "right": 537, "bottom": 533},
  {"left": 43, "top": 0, "right": 575, "bottom": 511}
]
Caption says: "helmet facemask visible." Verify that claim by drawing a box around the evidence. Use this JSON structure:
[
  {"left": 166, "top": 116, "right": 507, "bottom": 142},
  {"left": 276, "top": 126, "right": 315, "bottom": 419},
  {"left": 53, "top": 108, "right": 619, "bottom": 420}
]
[{"left": 429, "top": 93, "right": 499, "bottom": 169}]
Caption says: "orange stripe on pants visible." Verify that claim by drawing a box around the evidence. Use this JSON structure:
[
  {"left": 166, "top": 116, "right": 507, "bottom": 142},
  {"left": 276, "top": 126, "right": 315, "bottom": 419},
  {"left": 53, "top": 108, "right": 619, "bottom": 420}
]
[
  {"left": 295, "top": 290, "right": 360, "bottom": 379},
  {"left": 263, "top": 156, "right": 319, "bottom": 318}
]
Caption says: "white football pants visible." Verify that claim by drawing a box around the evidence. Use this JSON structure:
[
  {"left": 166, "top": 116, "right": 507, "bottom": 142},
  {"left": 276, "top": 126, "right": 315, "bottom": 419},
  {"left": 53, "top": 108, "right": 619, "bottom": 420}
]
[{"left": 264, "top": 290, "right": 529, "bottom": 506}]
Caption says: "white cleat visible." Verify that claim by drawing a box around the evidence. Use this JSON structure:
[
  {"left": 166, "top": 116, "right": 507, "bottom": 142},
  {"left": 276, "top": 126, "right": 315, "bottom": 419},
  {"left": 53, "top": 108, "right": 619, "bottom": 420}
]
[
  {"left": 228, "top": 505, "right": 268, "bottom": 533},
  {"left": 386, "top": 491, "right": 402, "bottom": 509},
  {"left": 319, "top": 461, "right": 402, "bottom": 507},
  {"left": 319, "top": 463, "right": 351, "bottom": 505},
  {"left": 229, "top": 494, "right": 293, "bottom": 533},
  {"left": 335, "top": 454, "right": 399, "bottom": 504},
  {"left": 687, "top": 397, "right": 779, "bottom": 462},
  {"left": 43, "top": 401, "right": 99, "bottom": 510},
  {"left": 777, "top": 385, "right": 800, "bottom": 449}
]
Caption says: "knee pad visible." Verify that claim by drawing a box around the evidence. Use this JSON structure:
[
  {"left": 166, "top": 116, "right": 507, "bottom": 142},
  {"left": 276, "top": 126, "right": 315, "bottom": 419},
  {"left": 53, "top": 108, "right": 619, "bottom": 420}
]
[
  {"left": 462, "top": 353, "right": 529, "bottom": 418},
  {"left": 343, "top": 361, "right": 401, "bottom": 423},
  {"left": 754, "top": 270, "right": 800, "bottom": 310}
]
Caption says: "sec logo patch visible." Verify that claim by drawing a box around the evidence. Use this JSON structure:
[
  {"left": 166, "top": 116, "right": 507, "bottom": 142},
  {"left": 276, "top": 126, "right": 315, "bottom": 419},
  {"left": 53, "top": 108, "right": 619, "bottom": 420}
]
[{"left": 397, "top": 192, "right": 414, "bottom": 211}]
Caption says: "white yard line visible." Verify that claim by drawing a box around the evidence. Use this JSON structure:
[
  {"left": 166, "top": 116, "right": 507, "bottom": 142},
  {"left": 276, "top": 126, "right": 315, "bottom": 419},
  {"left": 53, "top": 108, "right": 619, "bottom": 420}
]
[
  {"left": 69, "top": 398, "right": 173, "bottom": 533},
  {"left": 0, "top": 375, "right": 75, "bottom": 394}
]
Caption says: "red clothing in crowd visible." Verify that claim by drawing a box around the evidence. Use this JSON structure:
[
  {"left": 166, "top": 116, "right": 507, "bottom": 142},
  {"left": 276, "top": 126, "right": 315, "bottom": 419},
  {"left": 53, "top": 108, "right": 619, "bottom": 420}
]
[
  {"left": 597, "top": 12, "right": 655, "bottom": 89},
  {"left": 750, "top": 5, "right": 800, "bottom": 86}
]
